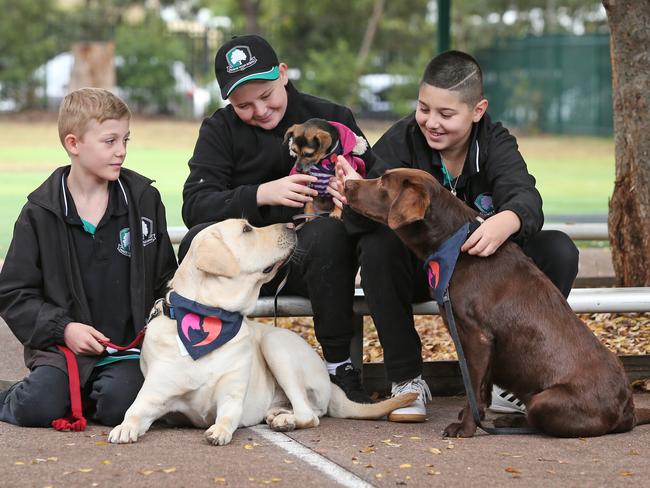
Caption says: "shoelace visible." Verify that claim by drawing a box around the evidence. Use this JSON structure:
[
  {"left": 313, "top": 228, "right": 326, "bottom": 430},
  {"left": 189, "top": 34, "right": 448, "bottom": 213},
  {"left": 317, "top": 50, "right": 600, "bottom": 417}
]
[{"left": 392, "top": 378, "right": 433, "bottom": 402}]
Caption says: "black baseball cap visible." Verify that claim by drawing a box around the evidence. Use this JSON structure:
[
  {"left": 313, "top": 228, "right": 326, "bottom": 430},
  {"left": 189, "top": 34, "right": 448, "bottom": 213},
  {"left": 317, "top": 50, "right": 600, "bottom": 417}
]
[{"left": 214, "top": 35, "right": 280, "bottom": 99}]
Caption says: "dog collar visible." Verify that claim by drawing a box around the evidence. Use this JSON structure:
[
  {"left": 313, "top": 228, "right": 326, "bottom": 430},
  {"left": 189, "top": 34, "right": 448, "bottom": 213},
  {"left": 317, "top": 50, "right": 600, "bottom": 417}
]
[
  {"left": 424, "top": 216, "right": 485, "bottom": 305},
  {"left": 167, "top": 291, "right": 243, "bottom": 360},
  {"left": 323, "top": 139, "right": 343, "bottom": 165}
]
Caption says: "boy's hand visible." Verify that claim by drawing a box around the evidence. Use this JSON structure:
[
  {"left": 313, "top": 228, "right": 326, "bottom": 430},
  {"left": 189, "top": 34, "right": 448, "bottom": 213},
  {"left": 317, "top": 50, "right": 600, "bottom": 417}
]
[
  {"left": 257, "top": 174, "right": 318, "bottom": 207},
  {"left": 330, "top": 156, "right": 362, "bottom": 208},
  {"left": 63, "top": 322, "right": 109, "bottom": 355},
  {"left": 461, "top": 210, "right": 521, "bottom": 257}
]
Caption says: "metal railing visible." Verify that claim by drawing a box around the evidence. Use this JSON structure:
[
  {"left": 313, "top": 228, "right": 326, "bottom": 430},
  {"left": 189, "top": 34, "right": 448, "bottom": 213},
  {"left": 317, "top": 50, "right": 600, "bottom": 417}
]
[{"left": 168, "top": 222, "right": 610, "bottom": 245}]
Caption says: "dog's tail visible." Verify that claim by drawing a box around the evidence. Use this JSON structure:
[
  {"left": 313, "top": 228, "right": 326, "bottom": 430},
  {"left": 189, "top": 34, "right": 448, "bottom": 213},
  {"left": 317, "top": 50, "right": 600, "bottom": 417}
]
[
  {"left": 327, "top": 384, "right": 418, "bottom": 419},
  {"left": 634, "top": 408, "right": 650, "bottom": 426}
]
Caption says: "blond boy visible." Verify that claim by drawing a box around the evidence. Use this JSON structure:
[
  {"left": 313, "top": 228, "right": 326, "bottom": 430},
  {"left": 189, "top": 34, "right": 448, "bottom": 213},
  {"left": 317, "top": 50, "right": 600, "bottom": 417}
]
[{"left": 0, "top": 88, "right": 177, "bottom": 427}]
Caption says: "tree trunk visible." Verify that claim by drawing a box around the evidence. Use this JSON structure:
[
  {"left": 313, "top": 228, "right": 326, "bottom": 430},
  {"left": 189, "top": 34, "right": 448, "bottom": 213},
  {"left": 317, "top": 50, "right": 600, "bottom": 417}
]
[
  {"left": 602, "top": 0, "right": 650, "bottom": 286},
  {"left": 68, "top": 42, "right": 116, "bottom": 93},
  {"left": 238, "top": 0, "right": 262, "bottom": 35},
  {"left": 345, "top": 0, "right": 385, "bottom": 107}
]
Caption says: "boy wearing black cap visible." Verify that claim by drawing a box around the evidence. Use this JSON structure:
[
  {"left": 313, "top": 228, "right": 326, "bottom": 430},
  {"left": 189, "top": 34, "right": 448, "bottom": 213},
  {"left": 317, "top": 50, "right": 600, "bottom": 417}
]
[{"left": 181, "top": 35, "right": 377, "bottom": 403}]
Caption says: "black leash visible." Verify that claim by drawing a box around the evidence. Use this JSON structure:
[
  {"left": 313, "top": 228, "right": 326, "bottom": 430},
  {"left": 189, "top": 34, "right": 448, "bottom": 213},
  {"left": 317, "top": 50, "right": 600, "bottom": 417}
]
[
  {"left": 270, "top": 213, "right": 322, "bottom": 327},
  {"left": 272, "top": 265, "right": 291, "bottom": 327},
  {"left": 441, "top": 290, "right": 539, "bottom": 435}
]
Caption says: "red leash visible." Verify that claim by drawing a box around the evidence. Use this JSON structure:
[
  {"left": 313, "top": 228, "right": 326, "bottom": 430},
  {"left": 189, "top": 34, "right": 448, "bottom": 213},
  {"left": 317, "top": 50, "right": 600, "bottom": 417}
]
[
  {"left": 52, "top": 345, "right": 87, "bottom": 431},
  {"left": 51, "top": 330, "right": 146, "bottom": 432},
  {"left": 98, "top": 329, "right": 146, "bottom": 351}
]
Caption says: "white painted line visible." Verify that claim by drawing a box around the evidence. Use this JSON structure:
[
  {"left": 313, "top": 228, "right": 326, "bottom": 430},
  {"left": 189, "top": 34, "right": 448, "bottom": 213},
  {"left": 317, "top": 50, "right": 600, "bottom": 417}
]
[{"left": 250, "top": 425, "right": 374, "bottom": 488}]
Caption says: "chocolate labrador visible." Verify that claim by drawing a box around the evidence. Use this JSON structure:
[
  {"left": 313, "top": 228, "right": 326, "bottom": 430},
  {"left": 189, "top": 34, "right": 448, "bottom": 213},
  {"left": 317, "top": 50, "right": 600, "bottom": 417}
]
[{"left": 345, "top": 168, "right": 650, "bottom": 438}]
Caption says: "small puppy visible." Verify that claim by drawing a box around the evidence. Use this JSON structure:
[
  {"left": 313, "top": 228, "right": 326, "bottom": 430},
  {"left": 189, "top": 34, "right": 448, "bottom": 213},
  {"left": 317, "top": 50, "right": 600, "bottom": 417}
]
[{"left": 284, "top": 118, "right": 367, "bottom": 218}]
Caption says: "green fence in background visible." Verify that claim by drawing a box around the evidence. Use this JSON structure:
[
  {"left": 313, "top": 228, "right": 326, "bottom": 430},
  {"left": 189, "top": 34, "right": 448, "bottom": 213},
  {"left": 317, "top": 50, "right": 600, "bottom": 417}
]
[{"left": 477, "top": 33, "right": 612, "bottom": 136}]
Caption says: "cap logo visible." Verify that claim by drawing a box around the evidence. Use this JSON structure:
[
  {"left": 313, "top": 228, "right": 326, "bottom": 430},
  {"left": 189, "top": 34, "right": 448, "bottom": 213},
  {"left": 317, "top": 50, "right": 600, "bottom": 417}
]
[{"left": 226, "top": 46, "right": 257, "bottom": 73}]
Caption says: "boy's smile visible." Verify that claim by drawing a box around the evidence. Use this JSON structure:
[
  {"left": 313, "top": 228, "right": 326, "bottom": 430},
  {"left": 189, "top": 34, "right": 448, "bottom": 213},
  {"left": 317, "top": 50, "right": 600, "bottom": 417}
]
[{"left": 415, "top": 84, "right": 487, "bottom": 158}]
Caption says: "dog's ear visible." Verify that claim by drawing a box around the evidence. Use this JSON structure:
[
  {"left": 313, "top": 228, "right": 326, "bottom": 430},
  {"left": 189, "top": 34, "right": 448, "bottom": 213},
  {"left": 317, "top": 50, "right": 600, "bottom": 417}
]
[
  {"left": 283, "top": 125, "right": 298, "bottom": 145},
  {"left": 193, "top": 231, "right": 240, "bottom": 277},
  {"left": 387, "top": 183, "right": 430, "bottom": 229},
  {"left": 314, "top": 129, "right": 332, "bottom": 152}
]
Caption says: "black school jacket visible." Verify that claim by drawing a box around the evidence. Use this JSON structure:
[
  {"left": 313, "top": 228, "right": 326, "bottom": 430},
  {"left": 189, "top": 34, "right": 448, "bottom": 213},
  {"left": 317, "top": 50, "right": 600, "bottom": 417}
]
[
  {"left": 182, "top": 82, "right": 377, "bottom": 228},
  {"left": 345, "top": 112, "right": 543, "bottom": 244},
  {"left": 0, "top": 167, "right": 178, "bottom": 384}
]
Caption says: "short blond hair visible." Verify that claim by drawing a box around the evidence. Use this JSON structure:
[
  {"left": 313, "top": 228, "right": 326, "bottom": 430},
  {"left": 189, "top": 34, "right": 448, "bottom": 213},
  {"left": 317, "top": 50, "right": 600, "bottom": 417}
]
[{"left": 58, "top": 87, "right": 131, "bottom": 146}]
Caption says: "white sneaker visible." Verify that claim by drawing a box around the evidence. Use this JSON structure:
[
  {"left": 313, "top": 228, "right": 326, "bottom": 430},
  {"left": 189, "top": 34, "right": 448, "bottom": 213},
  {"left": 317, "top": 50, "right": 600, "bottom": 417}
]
[
  {"left": 490, "top": 385, "right": 526, "bottom": 414},
  {"left": 387, "top": 377, "right": 432, "bottom": 423}
]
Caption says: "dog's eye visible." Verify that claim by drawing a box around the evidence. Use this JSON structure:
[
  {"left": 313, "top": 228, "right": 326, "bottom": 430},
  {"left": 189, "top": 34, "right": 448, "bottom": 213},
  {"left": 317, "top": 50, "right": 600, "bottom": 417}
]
[{"left": 242, "top": 224, "right": 253, "bottom": 233}]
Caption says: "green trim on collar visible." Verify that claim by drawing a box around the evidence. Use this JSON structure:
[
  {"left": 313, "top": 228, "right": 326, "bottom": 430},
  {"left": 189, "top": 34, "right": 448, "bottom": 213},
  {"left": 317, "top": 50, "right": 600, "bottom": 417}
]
[
  {"left": 440, "top": 161, "right": 454, "bottom": 187},
  {"left": 95, "top": 354, "right": 140, "bottom": 367},
  {"left": 80, "top": 218, "right": 96, "bottom": 235}
]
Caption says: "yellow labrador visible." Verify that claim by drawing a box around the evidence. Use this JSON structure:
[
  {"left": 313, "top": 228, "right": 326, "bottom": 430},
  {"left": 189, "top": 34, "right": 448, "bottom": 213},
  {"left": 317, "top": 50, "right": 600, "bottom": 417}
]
[{"left": 109, "top": 219, "right": 415, "bottom": 445}]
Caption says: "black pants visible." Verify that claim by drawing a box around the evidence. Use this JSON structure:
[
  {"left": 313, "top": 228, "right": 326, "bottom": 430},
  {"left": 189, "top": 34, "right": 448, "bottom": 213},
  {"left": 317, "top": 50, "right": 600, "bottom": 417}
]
[
  {"left": 180, "top": 219, "right": 359, "bottom": 363},
  {"left": 0, "top": 360, "right": 144, "bottom": 427},
  {"left": 357, "top": 226, "right": 579, "bottom": 383}
]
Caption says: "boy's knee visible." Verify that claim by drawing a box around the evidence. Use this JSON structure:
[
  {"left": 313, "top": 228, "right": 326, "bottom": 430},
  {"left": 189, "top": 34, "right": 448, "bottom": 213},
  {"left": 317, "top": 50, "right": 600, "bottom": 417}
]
[
  {"left": 93, "top": 401, "right": 131, "bottom": 427},
  {"left": 12, "top": 401, "right": 68, "bottom": 427},
  {"left": 299, "top": 218, "right": 353, "bottom": 259},
  {"left": 5, "top": 367, "right": 70, "bottom": 427},
  {"left": 93, "top": 390, "right": 138, "bottom": 426},
  {"left": 524, "top": 230, "right": 579, "bottom": 298},
  {"left": 9, "top": 385, "right": 69, "bottom": 427},
  {"left": 358, "top": 226, "right": 409, "bottom": 266},
  {"left": 91, "top": 364, "right": 143, "bottom": 426},
  {"left": 530, "top": 230, "right": 579, "bottom": 271}
]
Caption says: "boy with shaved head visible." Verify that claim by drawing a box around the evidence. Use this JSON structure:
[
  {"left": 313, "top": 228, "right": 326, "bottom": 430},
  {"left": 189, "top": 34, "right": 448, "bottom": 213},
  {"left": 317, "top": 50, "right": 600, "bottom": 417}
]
[{"left": 333, "top": 50, "right": 579, "bottom": 422}]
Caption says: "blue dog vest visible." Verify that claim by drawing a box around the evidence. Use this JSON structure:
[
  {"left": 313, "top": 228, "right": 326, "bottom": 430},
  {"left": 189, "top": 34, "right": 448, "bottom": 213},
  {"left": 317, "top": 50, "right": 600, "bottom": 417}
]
[{"left": 423, "top": 222, "right": 471, "bottom": 305}]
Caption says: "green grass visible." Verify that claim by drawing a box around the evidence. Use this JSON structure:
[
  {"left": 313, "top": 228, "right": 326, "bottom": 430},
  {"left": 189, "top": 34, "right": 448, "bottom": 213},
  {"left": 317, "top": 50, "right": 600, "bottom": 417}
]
[{"left": 0, "top": 118, "right": 615, "bottom": 257}]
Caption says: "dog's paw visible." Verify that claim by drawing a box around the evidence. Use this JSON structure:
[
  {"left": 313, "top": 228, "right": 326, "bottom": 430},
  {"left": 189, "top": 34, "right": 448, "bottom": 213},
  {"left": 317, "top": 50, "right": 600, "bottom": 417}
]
[
  {"left": 268, "top": 413, "right": 297, "bottom": 432},
  {"left": 443, "top": 422, "right": 477, "bottom": 438},
  {"left": 265, "top": 407, "right": 292, "bottom": 425},
  {"left": 205, "top": 423, "right": 233, "bottom": 446},
  {"left": 493, "top": 414, "right": 529, "bottom": 428},
  {"left": 329, "top": 206, "right": 343, "bottom": 219},
  {"left": 108, "top": 420, "right": 142, "bottom": 444}
]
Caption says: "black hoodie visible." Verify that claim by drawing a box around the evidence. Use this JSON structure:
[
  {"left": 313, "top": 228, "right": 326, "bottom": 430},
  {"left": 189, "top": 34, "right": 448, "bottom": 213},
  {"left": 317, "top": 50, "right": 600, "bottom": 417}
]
[
  {"left": 0, "top": 166, "right": 177, "bottom": 384},
  {"left": 182, "top": 82, "right": 377, "bottom": 228},
  {"left": 345, "top": 112, "right": 543, "bottom": 244}
]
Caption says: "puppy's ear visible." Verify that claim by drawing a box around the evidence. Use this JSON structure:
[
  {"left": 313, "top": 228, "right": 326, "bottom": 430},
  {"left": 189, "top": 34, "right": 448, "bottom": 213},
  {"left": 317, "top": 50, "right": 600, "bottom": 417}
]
[
  {"left": 387, "top": 184, "right": 430, "bottom": 229},
  {"left": 193, "top": 232, "right": 240, "bottom": 277},
  {"left": 314, "top": 129, "right": 332, "bottom": 152},
  {"left": 283, "top": 125, "right": 298, "bottom": 145}
]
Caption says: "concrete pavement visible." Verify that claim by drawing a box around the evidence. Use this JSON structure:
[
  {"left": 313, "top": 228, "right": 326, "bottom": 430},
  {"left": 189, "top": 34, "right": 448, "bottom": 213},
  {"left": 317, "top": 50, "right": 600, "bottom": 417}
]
[{"left": 3, "top": 318, "right": 650, "bottom": 487}]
